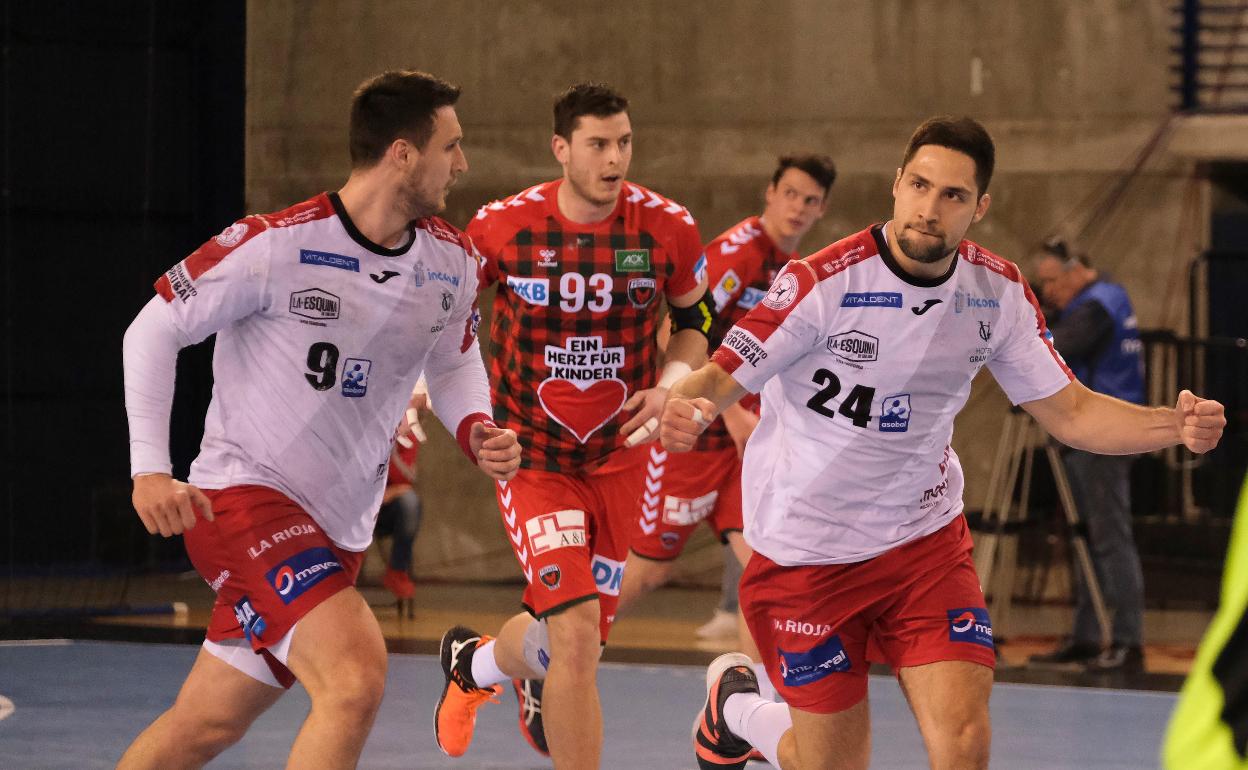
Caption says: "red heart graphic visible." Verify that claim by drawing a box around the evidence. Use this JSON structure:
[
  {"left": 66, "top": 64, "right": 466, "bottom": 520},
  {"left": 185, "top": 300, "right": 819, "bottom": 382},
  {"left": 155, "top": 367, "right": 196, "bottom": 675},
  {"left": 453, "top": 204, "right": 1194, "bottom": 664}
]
[{"left": 537, "top": 378, "right": 628, "bottom": 443}]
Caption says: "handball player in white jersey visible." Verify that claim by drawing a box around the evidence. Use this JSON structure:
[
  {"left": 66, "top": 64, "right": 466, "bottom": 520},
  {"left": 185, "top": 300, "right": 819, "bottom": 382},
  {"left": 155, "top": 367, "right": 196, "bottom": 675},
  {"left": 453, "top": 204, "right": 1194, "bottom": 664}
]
[
  {"left": 661, "top": 116, "right": 1227, "bottom": 770},
  {"left": 118, "top": 70, "right": 520, "bottom": 769}
]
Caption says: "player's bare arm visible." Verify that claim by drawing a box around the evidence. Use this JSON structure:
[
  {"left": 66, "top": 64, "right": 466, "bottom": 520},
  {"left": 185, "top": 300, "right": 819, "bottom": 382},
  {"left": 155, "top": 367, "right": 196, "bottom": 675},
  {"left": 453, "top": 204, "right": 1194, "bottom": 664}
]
[
  {"left": 1022, "top": 380, "right": 1226, "bottom": 455},
  {"left": 131, "top": 473, "right": 214, "bottom": 538},
  {"left": 621, "top": 278, "right": 711, "bottom": 445},
  {"left": 659, "top": 361, "right": 747, "bottom": 452}
]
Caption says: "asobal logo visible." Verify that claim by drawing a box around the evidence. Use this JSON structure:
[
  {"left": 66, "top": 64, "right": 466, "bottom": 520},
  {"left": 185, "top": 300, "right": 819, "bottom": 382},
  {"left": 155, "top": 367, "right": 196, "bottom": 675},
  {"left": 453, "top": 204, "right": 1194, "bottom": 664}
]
[{"left": 265, "top": 547, "right": 343, "bottom": 605}]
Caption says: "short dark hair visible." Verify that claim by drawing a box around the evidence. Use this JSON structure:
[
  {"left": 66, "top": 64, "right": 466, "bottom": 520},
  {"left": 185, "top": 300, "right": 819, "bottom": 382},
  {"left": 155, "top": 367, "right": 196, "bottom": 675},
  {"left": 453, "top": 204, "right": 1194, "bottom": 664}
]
[
  {"left": 553, "top": 83, "right": 629, "bottom": 139},
  {"left": 349, "top": 70, "right": 461, "bottom": 167},
  {"left": 772, "top": 154, "right": 838, "bottom": 196},
  {"left": 1041, "top": 236, "right": 1090, "bottom": 268},
  {"left": 901, "top": 116, "right": 995, "bottom": 195}
]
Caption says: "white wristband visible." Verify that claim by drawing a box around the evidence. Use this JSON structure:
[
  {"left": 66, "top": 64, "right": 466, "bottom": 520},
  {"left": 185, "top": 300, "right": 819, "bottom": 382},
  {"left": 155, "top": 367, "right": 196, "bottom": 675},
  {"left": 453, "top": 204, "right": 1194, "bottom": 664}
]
[{"left": 657, "top": 361, "right": 693, "bottom": 390}]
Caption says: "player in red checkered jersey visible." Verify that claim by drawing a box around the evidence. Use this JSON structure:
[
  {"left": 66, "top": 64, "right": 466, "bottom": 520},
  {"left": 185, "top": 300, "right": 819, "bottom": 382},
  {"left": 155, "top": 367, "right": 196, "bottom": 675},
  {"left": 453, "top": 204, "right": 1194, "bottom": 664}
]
[
  {"left": 433, "top": 84, "right": 714, "bottom": 767},
  {"left": 617, "top": 154, "right": 836, "bottom": 698}
]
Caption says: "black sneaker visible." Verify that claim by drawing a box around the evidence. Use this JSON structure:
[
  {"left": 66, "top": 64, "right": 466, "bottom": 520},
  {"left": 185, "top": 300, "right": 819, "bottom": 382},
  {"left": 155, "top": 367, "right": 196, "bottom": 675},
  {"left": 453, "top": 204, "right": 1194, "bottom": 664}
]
[
  {"left": 693, "top": 653, "right": 757, "bottom": 770},
  {"left": 434, "top": 625, "right": 501, "bottom": 757},
  {"left": 1028, "top": 639, "right": 1101, "bottom": 667},
  {"left": 512, "top": 678, "right": 550, "bottom": 757},
  {"left": 1086, "top": 644, "right": 1145, "bottom": 674}
]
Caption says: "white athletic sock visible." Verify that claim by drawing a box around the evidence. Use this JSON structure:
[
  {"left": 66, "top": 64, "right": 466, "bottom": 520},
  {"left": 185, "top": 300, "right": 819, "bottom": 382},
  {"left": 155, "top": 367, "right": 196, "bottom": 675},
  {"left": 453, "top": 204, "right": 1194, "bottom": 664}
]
[
  {"left": 752, "top": 661, "right": 777, "bottom": 701},
  {"left": 469, "top": 639, "right": 508, "bottom": 689},
  {"left": 724, "top": 693, "right": 792, "bottom": 768}
]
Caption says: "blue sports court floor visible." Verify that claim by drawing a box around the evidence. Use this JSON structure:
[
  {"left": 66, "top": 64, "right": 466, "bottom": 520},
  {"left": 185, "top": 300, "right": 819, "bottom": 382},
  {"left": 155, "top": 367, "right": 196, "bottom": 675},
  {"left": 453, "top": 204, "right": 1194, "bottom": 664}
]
[{"left": 0, "top": 639, "right": 1174, "bottom": 769}]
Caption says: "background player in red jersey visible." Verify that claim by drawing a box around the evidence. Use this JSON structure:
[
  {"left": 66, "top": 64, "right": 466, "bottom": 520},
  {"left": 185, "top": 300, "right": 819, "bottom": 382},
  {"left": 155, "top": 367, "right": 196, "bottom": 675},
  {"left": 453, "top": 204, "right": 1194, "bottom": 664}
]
[
  {"left": 660, "top": 117, "right": 1227, "bottom": 770},
  {"left": 433, "top": 83, "right": 714, "bottom": 768},
  {"left": 119, "top": 71, "right": 520, "bottom": 769},
  {"left": 618, "top": 154, "right": 837, "bottom": 698}
]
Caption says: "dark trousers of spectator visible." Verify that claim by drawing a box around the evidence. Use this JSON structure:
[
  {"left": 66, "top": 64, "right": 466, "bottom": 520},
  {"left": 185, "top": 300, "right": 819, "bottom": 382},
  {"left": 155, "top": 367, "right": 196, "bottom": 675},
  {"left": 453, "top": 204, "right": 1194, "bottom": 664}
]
[{"left": 1062, "top": 450, "right": 1144, "bottom": 648}]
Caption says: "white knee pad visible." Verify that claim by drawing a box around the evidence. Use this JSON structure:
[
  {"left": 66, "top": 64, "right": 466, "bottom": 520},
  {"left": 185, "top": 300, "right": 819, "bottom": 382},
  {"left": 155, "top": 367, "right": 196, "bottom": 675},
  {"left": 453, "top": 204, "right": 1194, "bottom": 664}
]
[{"left": 522, "top": 618, "right": 551, "bottom": 674}]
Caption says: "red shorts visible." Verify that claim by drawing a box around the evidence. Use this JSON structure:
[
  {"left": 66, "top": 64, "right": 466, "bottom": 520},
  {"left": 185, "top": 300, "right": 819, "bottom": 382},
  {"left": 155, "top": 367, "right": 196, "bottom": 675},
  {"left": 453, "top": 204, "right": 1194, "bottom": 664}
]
[
  {"left": 496, "top": 446, "right": 648, "bottom": 643},
  {"left": 740, "top": 516, "right": 995, "bottom": 714},
  {"left": 630, "top": 445, "right": 743, "bottom": 560},
  {"left": 184, "top": 485, "right": 364, "bottom": 686}
]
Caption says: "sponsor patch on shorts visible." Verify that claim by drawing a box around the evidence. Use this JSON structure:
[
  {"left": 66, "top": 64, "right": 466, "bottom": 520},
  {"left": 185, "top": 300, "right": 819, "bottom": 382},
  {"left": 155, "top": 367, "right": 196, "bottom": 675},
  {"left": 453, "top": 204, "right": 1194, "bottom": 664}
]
[
  {"left": 265, "top": 547, "right": 344, "bottom": 605},
  {"left": 778, "top": 634, "right": 852, "bottom": 686},
  {"left": 947, "top": 607, "right": 994, "bottom": 648}
]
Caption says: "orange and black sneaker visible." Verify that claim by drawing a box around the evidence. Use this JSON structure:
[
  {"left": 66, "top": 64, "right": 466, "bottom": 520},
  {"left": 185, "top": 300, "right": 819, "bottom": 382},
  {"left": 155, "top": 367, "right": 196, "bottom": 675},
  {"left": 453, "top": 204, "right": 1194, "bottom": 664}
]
[
  {"left": 512, "top": 678, "right": 550, "bottom": 757},
  {"left": 434, "top": 625, "right": 501, "bottom": 757},
  {"left": 693, "top": 653, "right": 757, "bottom": 770}
]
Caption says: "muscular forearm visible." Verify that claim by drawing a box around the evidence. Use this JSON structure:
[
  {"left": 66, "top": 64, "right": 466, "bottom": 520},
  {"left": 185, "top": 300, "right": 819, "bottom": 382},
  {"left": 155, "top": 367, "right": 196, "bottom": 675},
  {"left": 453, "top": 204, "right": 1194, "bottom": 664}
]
[
  {"left": 664, "top": 328, "right": 709, "bottom": 372},
  {"left": 670, "top": 362, "right": 746, "bottom": 416},
  {"left": 1027, "top": 385, "right": 1178, "bottom": 455}
]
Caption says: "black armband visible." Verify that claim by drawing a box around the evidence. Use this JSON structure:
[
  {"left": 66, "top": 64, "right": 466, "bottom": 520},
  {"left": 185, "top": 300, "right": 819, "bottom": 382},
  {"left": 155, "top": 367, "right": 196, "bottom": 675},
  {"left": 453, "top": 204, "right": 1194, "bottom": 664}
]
[{"left": 669, "top": 290, "right": 717, "bottom": 339}]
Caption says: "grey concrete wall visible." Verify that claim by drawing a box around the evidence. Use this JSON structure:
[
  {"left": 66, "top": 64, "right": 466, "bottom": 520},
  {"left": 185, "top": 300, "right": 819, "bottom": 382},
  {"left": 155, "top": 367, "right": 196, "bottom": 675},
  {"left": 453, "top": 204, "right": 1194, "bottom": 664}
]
[{"left": 247, "top": 0, "right": 1198, "bottom": 582}]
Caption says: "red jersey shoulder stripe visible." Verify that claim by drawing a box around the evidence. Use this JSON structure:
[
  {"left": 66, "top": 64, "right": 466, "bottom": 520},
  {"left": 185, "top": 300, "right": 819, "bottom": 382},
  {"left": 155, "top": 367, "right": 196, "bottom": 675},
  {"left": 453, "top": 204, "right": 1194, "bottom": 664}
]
[
  {"left": 416, "top": 215, "right": 472, "bottom": 252},
  {"left": 957, "top": 239, "right": 1022, "bottom": 283},
  {"left": 155, "top": 193, "right": 332, "bottom": 302},
  {"left": 803, "top": 226, "right": 877, "bottom": 281}
]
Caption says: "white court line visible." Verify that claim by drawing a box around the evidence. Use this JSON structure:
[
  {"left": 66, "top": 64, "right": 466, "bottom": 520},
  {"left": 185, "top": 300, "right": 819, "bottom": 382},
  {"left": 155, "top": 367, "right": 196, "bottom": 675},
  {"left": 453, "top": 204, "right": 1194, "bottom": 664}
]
[
  {"left": 0, "top": 695, "right": 14, "bottom": 722},
  {"left": 0, "top": 639, "right": 73, "bottom": 648}
]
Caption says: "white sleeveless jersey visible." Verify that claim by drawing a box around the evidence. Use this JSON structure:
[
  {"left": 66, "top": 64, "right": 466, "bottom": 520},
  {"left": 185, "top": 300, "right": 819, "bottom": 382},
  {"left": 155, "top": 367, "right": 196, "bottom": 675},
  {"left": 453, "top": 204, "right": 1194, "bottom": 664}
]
[
  {"left": 710, "top": 224, "right": 1073, "bottom": 565},
  {"left": 148, "top": 192, "right": 489, "bottom": 550}
]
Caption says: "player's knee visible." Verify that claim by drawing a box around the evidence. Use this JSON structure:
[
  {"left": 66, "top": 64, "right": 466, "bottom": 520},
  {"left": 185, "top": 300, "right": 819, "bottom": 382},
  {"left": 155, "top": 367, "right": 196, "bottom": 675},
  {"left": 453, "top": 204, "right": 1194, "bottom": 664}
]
[
  {"left": 545, "top": 602, "right": 601, "bottom": 673},
  {"left": 166, "top": 704, "right": 249, "bottom": 760},
  {"left": 312, "top": 651, "right": 388, "bottom": 723},
  {"left": 625, "top": 559, "right": 672, "bottom": 595},
  {"left": 944, "top": 711, "right": 990, "bottom": 768}
]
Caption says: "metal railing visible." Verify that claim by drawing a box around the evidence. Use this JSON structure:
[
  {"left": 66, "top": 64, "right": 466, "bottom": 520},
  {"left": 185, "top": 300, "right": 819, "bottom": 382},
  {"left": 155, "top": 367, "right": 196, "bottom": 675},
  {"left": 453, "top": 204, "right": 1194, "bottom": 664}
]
[{"left": 1173, "top": 0, "right": 1248, "bottom": 112}]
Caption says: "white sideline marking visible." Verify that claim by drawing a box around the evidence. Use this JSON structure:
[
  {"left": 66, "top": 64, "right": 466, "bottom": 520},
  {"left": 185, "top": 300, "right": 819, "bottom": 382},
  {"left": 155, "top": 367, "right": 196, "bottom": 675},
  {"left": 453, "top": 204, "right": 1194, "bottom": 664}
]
[{"left": 0, "top": 638, "right": 73, "bottom": 648}]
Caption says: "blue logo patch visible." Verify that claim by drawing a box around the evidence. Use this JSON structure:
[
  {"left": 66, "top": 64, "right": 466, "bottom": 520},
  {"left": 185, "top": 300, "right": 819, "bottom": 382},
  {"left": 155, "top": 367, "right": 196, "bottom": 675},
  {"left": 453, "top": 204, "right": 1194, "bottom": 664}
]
[
  {"left": 233, "top": 597, "right": 266, "bottom": 641},
  {"left": 591, "top": 555, "right": 624, "bottom": 597},
  {"left": 737, "top": 286, "right": 766, "bottom": 310},
  {"left": 265, "top": 547, "right": 344, "bottom": 605},
  {"left": 947, "top": 607, "right": 994, "bottom": 648},
  {"left": 299, "top": 249, "right": 360, "bottom": 272},
  {"left": 879, "top": 393, "right": 911, "bottom": 432},
  {"left": 694, "top": 252, "right": 708, "bottom": 283},
  {"left": 778, "top": 635, "right": 852, "bottom": 686},
  {"left": 537, "top": 648, "right": 550, "bottom": 670},
  {"left": 341, "top": 358, "right": 372, "bottom": 397},
  {"left": 841, "top": 291, "right": 903, "bottom": 309}
]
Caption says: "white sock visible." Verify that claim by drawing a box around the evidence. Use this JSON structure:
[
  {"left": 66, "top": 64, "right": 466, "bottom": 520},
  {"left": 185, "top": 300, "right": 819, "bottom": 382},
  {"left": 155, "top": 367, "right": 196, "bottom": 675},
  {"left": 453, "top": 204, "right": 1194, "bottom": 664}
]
[
  {"left": 724, "top": 693, "right": 792, "bottom": 768},
  {"left": 469, "top": 639, "right": 508, "bottom": 688},
  {"left": 752, "top": 661, "right": 777, "bottom": 701}
]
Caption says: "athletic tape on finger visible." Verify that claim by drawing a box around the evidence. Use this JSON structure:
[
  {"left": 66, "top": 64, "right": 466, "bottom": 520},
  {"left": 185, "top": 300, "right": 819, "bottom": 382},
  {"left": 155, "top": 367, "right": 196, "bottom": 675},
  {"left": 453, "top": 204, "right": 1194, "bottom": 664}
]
[
  {"left": 691, "top": 408, "right": 710, "bottom": 428},
  {"left": 625, "top": 416, "right": 660, "bottom": 447}
]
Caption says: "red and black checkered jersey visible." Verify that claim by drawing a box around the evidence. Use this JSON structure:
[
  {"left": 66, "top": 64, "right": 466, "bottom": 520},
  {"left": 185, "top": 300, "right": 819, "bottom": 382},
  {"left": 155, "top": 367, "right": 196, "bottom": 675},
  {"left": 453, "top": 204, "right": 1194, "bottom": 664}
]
[
  {"left": 467, "top": 179, "right": 704, "bottom": 472},
  {"left": 698, "top": 216, "right": 795, "bottom": 452}
]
